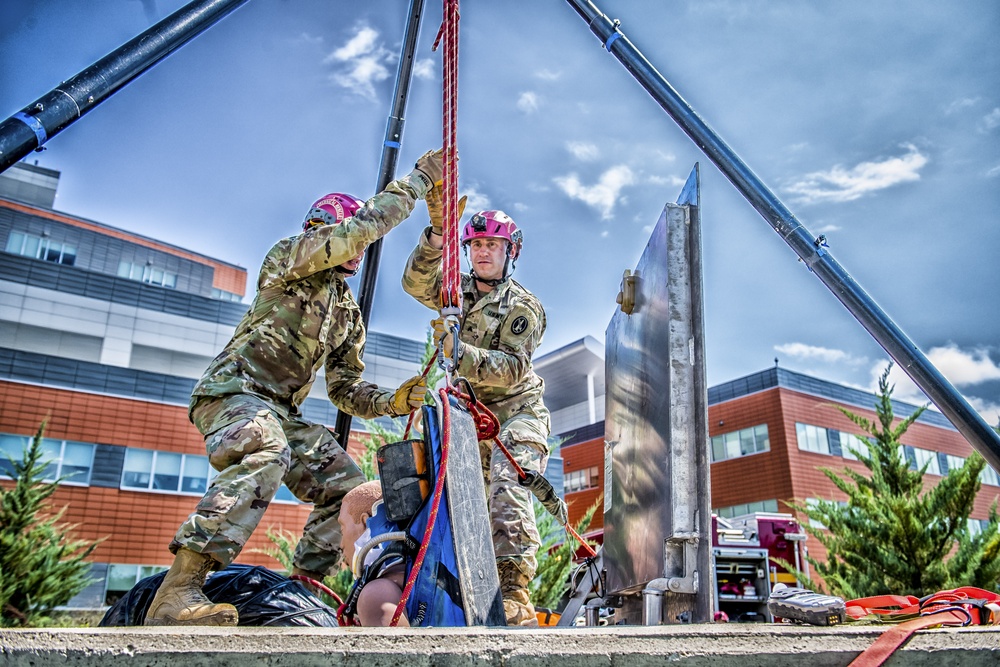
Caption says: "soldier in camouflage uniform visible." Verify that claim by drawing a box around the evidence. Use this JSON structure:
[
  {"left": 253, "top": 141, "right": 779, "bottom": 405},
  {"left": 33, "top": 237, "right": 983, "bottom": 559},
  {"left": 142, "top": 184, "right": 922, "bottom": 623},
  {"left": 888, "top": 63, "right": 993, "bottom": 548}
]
[
  {"left": 402, "top": 195, "right": 549, "bottom": 626},
  {"left": 145, "top": 149, "right": 444, "bottom": 627}
]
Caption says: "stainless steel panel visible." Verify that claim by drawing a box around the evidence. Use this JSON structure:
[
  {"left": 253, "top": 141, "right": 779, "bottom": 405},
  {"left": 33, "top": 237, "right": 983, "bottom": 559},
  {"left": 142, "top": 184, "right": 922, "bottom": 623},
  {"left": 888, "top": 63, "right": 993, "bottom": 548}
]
[{"left": 603, "top": 166, "right": 711, "bottom": 622}]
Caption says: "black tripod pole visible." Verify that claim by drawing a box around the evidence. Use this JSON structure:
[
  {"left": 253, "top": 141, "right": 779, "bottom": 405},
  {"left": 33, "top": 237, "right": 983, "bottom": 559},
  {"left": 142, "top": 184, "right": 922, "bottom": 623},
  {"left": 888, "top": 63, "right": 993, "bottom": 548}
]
[
  {"left": 565, "top": 0, "right": 1000, "bottom": 471},
  {"left": 0, "top": 0, "right": 249, "bottom": 173},
  {"left": 335, "top": 0, "right": 427, "bottom": 447}
]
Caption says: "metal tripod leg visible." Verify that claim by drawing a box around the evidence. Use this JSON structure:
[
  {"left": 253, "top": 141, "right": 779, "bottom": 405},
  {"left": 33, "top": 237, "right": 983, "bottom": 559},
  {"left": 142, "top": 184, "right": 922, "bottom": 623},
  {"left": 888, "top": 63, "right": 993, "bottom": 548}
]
[{"left": 556, "top": 551, "right": 604, "bottom": 627}]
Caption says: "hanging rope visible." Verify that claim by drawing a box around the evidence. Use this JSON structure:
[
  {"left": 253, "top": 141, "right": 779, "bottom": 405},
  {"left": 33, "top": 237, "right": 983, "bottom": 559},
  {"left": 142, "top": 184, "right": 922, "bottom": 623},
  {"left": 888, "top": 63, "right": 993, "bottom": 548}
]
[{"left": 433, "top": 0, "right": 463, "bottom": 383}]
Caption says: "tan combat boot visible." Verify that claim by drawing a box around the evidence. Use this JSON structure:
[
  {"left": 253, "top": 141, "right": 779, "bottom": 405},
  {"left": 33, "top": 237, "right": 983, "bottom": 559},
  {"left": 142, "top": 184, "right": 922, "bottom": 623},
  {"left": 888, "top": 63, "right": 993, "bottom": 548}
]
[
  {"left": 145, "top": 548, "right": 238, "bottom": 626},
  {"left": 498, "top": 561, "right": 539, "bottom": 627}
]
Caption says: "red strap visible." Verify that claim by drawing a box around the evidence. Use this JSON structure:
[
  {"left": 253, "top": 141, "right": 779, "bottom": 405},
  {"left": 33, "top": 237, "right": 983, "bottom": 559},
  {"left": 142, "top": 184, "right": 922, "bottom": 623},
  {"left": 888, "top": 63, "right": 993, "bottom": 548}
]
[
  {"left": 847, "top": 609, "right": 970, "bottom": 667},
  {"left": 846, "top": 594, "right": 919, "bottom": 620}
]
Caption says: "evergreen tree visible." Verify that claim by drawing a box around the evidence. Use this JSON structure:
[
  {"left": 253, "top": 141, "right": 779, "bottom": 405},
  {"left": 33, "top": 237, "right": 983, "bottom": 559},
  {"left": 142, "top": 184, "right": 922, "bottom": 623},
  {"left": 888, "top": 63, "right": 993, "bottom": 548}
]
[
  {"left": 0, "top": 422, "right": 101, "bottom": 626},
  {"left": 791, "top": 365, "right": 1000, "bottom": 599},
  {"left": 530, "top": 498, "right": 598, "bottom": 610}
]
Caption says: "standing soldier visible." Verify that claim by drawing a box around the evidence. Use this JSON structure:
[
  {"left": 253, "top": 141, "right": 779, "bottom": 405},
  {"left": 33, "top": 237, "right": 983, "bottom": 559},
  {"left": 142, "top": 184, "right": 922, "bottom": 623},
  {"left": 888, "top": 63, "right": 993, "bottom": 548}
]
[
  {"left": 401, "top": 191, "right": 549, "bottom": 626},
  {"left": 145, "top": 149, "right": 444, "bottom": 626}
]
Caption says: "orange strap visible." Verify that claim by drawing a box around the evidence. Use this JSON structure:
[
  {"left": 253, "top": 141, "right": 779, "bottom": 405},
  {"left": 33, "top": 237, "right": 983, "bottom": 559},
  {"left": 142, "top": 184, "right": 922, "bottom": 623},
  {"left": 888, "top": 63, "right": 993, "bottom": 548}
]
[
  {"left": 846, "top": 586, "right": 1000, "bottom": 666},
  {"left": 847, "top": 609, "right": 971, "bottom": 667}
]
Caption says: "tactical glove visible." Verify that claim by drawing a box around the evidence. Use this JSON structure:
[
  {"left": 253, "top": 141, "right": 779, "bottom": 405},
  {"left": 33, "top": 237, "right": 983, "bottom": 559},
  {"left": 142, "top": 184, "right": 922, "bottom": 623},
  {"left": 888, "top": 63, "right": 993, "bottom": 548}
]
[
  {"left": 390, "top": 374, "right": 428, "bottom": 415},
  {"left": 410, "top": 148, "right": 447, "bottom": 196},
  {"left": 425, "top": 188, "right": 468, "bottom": 236}
]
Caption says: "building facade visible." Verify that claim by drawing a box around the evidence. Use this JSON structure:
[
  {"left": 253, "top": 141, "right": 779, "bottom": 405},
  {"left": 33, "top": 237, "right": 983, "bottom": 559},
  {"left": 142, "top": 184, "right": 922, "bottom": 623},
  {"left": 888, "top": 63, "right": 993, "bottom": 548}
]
[
  {"left": 0, "top": 163, "right": 426, "bottom": 607},
  {"left": 535, "top": 339, "right": 1000, "bottom": 565}
]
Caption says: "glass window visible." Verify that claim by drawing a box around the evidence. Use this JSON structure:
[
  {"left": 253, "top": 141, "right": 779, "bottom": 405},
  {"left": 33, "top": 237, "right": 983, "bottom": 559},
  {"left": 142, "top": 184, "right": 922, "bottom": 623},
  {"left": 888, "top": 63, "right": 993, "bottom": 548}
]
[
  {"left": 60, "top": 441, "right": 94, "bottom": 484},
  {"left": 118, "top": 261, "right": 131, "bottom": 278},
  {"left": 912, "top": 447, "right": 941, "bottom": 475},
  {"left": 60, "top": 244, "right": 76, "bottom": 265},
  {"left": 982, "top": 465, "right": 1000, "bottom": 487},
  {"left": 711, "top": 424, "right": 769, "bottom": 463},
  {"left": 181, "top": 455, "right": 209, "bottom": 494},
  {"left": 122, "top": 448, "right": 214, "bottom": 495},
  {"left": 946, "top": 454, "right": 965, "bottom": 472},
  {"left": 715, "top": 499, "right": 778, "bottom": 518},
  {"left": 841, "top": 432, "right": 867, "bottom": 461},
  {"left": 105, "top": 564, "right": 168, "bottom": 606},
  {"left": 796, "top": 423, "right": 831, "bottom": 455},
  {"left": 0, "top": 434, "right": 93, "bottom": 484},
  {"left": 5, "top": 231, "right": 25, "bottom": 254},
  {"left": 122, "top": 448, "right": 154, "bottom": 489},
  {"left": 0, "top": 434, "right": 28, "bottom": 477},
  {"left": 162, "top": 272, "right": 176, "bottom": 288},
  {"left": 564, "top": 466, "right": 600, "bottom": 494},
  {"left": 152, "top": 452, "right": 182, "bottom": 491}
]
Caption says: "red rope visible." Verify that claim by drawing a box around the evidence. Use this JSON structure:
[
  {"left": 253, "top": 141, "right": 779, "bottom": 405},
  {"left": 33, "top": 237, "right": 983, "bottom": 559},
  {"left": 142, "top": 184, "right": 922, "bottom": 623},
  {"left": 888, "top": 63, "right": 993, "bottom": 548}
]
[
  {"left": 390, "top": 387, "right": 453, "bottom": 627},
  {"left": 439, "top": 0, "right": 462, "bottom": 313},
  {"left": 402, "top": 349, "right": 439, "bottom": 440}
]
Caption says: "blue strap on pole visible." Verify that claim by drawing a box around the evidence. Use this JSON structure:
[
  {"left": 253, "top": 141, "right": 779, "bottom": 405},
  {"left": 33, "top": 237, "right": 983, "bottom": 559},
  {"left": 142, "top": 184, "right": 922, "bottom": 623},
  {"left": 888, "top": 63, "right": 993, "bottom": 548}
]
[
  {"left": 13, "top": 112, "right": 47, "bottom": 147},
  {"left": 384, "top": 140, "right": 401, "bottom": 149},
  {"left": 604, "top": 32, "right": 621, "bottom": 51}
]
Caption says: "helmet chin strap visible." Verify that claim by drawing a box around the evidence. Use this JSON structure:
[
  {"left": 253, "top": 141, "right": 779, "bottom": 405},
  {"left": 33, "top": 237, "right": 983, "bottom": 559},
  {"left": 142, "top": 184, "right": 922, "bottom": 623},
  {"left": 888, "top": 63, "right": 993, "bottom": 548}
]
[
  {"left": 469, "top": 254, "right": 515, "bottom": 288},
  {"left": 335, "top": 264, "right": 360, "bottom": 277}
]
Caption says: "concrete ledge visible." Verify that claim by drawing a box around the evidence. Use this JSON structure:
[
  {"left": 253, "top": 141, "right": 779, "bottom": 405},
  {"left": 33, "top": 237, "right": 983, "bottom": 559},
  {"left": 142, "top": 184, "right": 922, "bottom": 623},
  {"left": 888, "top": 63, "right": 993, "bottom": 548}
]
[{"left": 1, "top": 624, "right": 998, "bottom": 666}]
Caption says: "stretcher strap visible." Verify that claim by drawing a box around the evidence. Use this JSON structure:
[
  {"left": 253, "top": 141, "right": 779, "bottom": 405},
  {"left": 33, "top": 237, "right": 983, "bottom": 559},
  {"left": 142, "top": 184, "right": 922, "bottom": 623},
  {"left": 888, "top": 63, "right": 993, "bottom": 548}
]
[{"left": 390, "top": 387, "right": 453, "bottom": 626}]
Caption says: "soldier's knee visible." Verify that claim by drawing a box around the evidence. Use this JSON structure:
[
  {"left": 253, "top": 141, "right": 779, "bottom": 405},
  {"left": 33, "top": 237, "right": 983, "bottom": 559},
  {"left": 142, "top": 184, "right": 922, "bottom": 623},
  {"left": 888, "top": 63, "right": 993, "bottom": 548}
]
[{"left": 207, "top": 413, "right": 290, "bottom": 471}]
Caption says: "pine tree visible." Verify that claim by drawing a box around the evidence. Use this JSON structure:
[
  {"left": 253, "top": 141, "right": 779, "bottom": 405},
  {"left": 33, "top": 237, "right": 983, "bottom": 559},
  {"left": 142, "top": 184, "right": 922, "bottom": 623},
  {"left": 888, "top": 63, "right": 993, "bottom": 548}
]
[
  {"left": 530, "top": 498, "right": 598, "bottom": 610},
  {"left": 792, "top": 365, "right": 1000, "bottom": 599},
  {"left": 0, "top": 422, "right": 101, "bottom": 626}
]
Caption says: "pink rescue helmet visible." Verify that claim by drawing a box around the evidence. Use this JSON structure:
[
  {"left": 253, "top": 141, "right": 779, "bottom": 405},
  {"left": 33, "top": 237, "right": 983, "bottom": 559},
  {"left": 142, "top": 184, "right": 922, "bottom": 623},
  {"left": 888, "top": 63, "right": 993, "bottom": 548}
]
[
  {"left": 461, "top": 210, "right": 523, "bottom": 261},
  {"left": 303, "top": 193, "right": 364, "bottom": 231},
  {"left": 461, "top": 210, "right": 523, "bottom": 283}
]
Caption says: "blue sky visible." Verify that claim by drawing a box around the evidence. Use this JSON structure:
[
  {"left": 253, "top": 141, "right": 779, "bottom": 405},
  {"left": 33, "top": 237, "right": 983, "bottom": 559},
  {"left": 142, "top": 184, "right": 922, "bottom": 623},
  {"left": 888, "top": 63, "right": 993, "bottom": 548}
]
[{"left": 2, "top": 0, "right": 999, "bottom": 424}]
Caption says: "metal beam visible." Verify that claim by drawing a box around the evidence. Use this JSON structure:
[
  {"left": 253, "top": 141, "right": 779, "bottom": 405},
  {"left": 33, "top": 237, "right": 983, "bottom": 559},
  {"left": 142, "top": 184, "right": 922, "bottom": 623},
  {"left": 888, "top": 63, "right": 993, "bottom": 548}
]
[
  {"left": 335, "top": 0, "right": 426, "bottom": 447},
  {"left": 0, "top": 0, "right": 249, "bottom": 173},
  {"left": 565, "top": 0, "right": 1000, "bottom": 471}
]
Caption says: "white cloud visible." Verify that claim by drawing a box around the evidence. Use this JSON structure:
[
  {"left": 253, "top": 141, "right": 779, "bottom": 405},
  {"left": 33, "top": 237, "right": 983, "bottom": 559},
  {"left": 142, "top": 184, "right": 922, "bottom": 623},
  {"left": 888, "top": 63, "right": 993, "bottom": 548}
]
[
  {"left": 775, "top": 342, "right": 864, "bottom": 365},
  {"left": 813, "top": 223, "right": 842, "bottom": 233},
  {"left": 517, "top": 92, "right": 539, "bottom": 114},
  {"left": 783, "top": 144, "right": 929, "bottom": 204},
  {"left": 457, "top": 184, "right": 490, "bottom": 213},
  {"left": 870, "top": 344, "right": 1000, "bottom": 419},
  {"left": 535, "top": 69, "right": 562, "bottom": 81},
  {"left": 980, "top": 107, "right": 1000, "bottom": 132},
  {"left": 554, "top": 165, "right": 636, "bottom": 219},
  {"left": 566, "top": 141, "right": 599, "bottom": 161},
  {"left": 945, "top": 97, "right": 979, "bottom": 115},
  {"left": 987, "top": 165, "right": 1000, "bottom": 178},
  {"left": 324, "top": 25, "right": 393, "bottom": 99},
  {"left": 412, "top": 58, "right": 434, "bottom": 80}
]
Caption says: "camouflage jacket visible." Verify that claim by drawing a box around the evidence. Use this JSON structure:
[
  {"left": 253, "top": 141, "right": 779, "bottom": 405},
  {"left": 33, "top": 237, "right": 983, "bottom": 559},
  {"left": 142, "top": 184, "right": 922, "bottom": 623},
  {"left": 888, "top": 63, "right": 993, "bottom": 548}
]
[
  {"left": 401, "top": 228, "right": 550, "bottom": 431},
  {"left": 191, "top": 175, "right": 428, "bottom": 421}
]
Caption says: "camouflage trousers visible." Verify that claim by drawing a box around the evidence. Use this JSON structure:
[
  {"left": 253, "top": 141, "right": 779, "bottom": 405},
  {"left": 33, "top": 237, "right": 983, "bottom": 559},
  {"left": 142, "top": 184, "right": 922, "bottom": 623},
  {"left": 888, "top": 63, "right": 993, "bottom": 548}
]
[
  {"left": 170, "top": 395, "right": 365, "bottom": 575},
  {"left": 479, "top": 414, "right": 549, "bottom": 583}
]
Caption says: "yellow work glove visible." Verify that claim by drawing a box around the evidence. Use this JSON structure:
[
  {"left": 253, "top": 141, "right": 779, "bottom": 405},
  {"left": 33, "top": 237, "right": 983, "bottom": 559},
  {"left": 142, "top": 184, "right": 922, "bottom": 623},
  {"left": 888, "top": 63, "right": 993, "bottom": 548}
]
[
  {"left": 431, "top": 317, "right": 460, "bottom": 359},
  {"left": 426, "top": 189, "right": 468, "bottom": 236},
  {"left": 390, "top": 375, "right": 427, "bottom": 415},
  {"left": 410, "top": 148, "right": 446, "bottom": 196}
]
